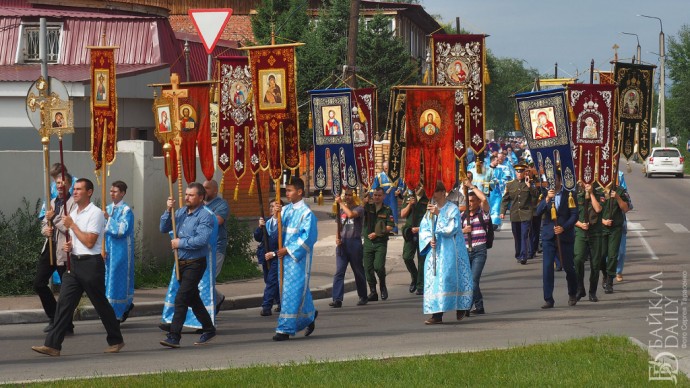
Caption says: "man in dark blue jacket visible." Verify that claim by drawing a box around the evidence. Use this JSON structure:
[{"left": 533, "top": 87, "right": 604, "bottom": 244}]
[
  {"left": 254, "top": 199, "right": 281, "bottom": 316},
  {"left": 536, "top": 172, "right": 578, "bottom": 309}
]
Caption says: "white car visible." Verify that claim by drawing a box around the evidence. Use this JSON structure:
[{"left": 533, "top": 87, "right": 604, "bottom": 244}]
[{"left": 644, "top": 147, "right": 685, "bottom": 178}]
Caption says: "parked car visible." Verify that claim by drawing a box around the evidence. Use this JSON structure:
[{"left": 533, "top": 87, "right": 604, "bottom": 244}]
[{"left": 644, "top": 147, "right": 685, "bottom": 178}]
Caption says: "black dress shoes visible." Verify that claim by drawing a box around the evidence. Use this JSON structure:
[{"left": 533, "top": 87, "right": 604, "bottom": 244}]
[
  {"left": 541, "top": 301, "right": 554, "bottom": 309},
  {"left": 409, "top": 281, "right": 417, "bottom": 293},
  {"left": 272, "top": 333, "right": 290, "bottom": 341},
  {"left": 589, "top": 293, "right": 599, "bottom": 302},
  {"left": 520, "top": 259, "right": 527, "bottom": 265},
  {"left": 470, "top": 308, "right": 485, "bottom": 315},
  {"left": 305, "top": 311, "right": 318, "bottom": 337},
  {"left": 568, "top": 297, "right": 577, "bottom": 306},
  {"left": 367, "top": 291, "right": 379, "bottom": 302},
  {"left": 415, "top": 289, "right": 423, "bottom": 295},
  {"left": 576, "top": 289, "right": 586, "bottom": 301},
  {"left": 357, "top": 297, "right": 368, "bottom": 306},
  {"left": 329, "top": 300, "right": 342, "bottom": 308}
]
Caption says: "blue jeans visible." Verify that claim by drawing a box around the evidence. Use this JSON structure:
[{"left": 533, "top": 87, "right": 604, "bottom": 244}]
[
  {"left": 261, "top": 257, "right": 280, "bottom": 311},
  {"left": 469, "top": 244, "right": 488, "bottom": 310},
  {"left": 616, "top": 219, "right": 628, "bottom": 275},
  {"left": 333, "top": 238, "right": 368, "bottom": 301}
]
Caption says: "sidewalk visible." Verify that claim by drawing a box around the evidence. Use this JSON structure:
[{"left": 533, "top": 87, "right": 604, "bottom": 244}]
[{"left": 0, "top": 199, "right": 408, "bottom": 325}]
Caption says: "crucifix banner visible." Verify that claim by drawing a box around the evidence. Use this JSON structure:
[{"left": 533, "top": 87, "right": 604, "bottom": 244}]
[
  {"left": 614, "top": 62, "right": 655, "bottom": 161},
  {"left": 244, "top": 43, "right": 302, "bottom": 180},
  {"left": 89, "top": 47, "right": 117, "bottom": 171},
  {"left": 432, "top": 34, "right": 487, "bottom": 155},
  {"left": 218, "top": 56, "right": 255, "bottom": 182},
  {"left": 310, "top": 89, "right": 357, "bottom": 194},
  {"left": 516, "top": 88, "right": 576, "bottom": 192},
  {"left": 404, "top": 88, "right": 458, "bottom": 198},
  {"left": 352, "top": 87, "right": 376, "bottom": 188},
  {"left": 161, "top": 84, "right": 215, "bottom": 183},
  {"left": 386, "top": 88, "right": 406, "bottom": 184},
  {"left": 568, "top": 84, "right": 617, "bottom": 187}
]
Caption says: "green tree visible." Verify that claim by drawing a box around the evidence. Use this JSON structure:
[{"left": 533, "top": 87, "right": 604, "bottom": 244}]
[
  {"left": 484, "top": 54, "right": 539, "bottom": 136},
  {"left": 251, "top": 0, "right": 309, "bottom": 46},
  {"left": 666, "top": 24, "right": 690, "bottom": 140}
]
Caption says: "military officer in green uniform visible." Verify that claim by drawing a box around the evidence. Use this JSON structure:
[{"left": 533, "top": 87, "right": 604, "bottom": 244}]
[
  {"left": 362, "top": 187, "right": 395, "bottom": 301},
  {"left": 599, "top": 182, "right": 630, "bottom": 294},
  {"left": 400, "top": 182, "right": 429, "bottom": 295},
  {"left": 573, "top": 182, "right": 603, "bottom": 302},
  {"left": 500, "top": 163, "right": 540, "bottom": 264}
]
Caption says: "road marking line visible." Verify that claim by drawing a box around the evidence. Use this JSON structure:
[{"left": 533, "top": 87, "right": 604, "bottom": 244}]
[
  {"left": 627, "top": 222, "right": 645, "bottom": 231},
  {"left": 632, "top": 231, "right": 658, "bottom": 261},
  {"left": 665, "top": 223, "right": 689, "bottom": 233}
]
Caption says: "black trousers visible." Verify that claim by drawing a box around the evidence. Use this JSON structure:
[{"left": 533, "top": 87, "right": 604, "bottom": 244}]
[
  {"left": 45, "top": 255, "right": 123, "bottom": 350},
  {"left": 33, "top": 246, "right": 66, "bottom": 320},
  {"left": 170, "top": 258, "right": 215, "bottom": 339}
]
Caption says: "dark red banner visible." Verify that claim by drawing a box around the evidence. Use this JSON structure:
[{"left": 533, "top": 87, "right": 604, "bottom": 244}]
[
  {"left": 352, "top": 88, "right": 376, "bottom": 188},
  {"left": 405, "top": 88, "right": 458, "bottom": 198},
  {"left": 432, "top": 34, "right": 487, "bottom": 156},
  {"left": 90, "top": 47, "right": 117, "bottom": 171}
]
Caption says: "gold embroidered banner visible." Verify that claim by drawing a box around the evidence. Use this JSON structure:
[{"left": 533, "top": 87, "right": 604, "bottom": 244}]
[
  {"left": 614, "top": 62, "right": 655, "bottom": 161},
  {"left": 243, "top": 43, "right": 302, "bottom": 180},
  {"left": 89, "top": 47, "right": 117, "bottom": 171}
]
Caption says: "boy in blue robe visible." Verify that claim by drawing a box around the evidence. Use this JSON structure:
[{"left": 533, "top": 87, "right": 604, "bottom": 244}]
[{"left": 104, "top": 181, "right": 135, "bottom": 322}]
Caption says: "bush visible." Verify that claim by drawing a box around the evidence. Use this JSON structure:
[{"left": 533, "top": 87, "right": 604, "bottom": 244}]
[{"left": 0, "top": 199, "right": 44, "bottom": 296}]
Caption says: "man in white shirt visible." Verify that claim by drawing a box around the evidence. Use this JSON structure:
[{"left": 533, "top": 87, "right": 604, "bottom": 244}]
[{"left": 32, "top": 178, "right": 124, "bottom": 357}]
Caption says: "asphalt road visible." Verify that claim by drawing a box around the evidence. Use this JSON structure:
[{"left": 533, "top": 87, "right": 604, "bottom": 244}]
[{"left": 1, "top": 164, "right": 689, "bottom": 384}]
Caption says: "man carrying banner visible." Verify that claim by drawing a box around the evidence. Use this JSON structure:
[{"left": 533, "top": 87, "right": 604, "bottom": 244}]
[
  {"left": 362, "top": 187, "right": 394, "bottom": 302},
  {"left": 599, "top": 181, "right": 630, "bottom": 294},
  {"left": 420, "top": 181, "right": 473, "bottom": 324},
  {"left": 273, "top": 177, "right": 318, "bottom": 341},
  {"left": 461, "top": 179, "right": 491, "bottom": 315},
  {"left": 104, "top": 180, "right": 135, "bottom": 323},
  {"left": 372, "top": 161, "right": 404, "bottom": 234},
  {"left": 401, "top": 182, "right": 429, "bottom": 295},
  {"left": 500, "top": 164, "right": 540, "bottom": 264},
  {"left": 573, "top": 182, "right": 603, "bottom": 302}
]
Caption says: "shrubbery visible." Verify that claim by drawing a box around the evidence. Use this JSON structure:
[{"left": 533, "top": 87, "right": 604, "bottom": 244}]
[{"left": 0, "top": 199, "right": 45, "bottom": 296}]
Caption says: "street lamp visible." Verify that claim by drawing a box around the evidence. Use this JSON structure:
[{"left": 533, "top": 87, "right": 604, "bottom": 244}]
[
  {"left": 638, "top": 14, "right": 666, "bottom": 147},
  {"left": 621, "top": 32, "right": 641, "bottom": 63}
]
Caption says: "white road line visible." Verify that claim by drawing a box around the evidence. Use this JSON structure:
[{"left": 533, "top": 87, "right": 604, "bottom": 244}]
[
  {"left": 627, "top": 222, "right": 645, "bottom": 231},
  {"left": 632, "top": 230, "right": 659, "bottom": 261},
  {"left": 665, "top": 223, "right": 689, "bottom": 233}
]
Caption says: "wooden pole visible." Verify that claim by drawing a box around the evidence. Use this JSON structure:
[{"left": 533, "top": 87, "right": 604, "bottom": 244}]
[
  {"left": 101, "top": 119, "right": 107, "bottom": 258},
  {"left": 164, "top": 143, "right": 181, "bottom": 281},
  {"left": 41, "top": 136, "right": 54, "bottom": 266}
]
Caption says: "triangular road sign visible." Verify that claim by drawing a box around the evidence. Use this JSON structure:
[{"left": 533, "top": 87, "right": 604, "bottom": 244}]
[{"left": 188, "top": 8, "right": 233, "bottom": 54}]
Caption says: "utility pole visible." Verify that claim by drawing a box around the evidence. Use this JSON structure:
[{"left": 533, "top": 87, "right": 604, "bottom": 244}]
[
  {"left": 345, "top": 0, "right": 361, "bottom": 89},
  {"left": 640, "top": 15, "right": 666, "bottom": 147}
]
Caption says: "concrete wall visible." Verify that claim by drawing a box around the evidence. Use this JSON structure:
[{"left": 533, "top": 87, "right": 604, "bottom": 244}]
[{"left": 0, "top": 140, "right": 223, "bottom": 262}]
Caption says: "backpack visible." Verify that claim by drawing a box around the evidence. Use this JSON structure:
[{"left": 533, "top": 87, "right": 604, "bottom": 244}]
[{"left": 472, "top": 210, "right": 494, "bottom": 249}]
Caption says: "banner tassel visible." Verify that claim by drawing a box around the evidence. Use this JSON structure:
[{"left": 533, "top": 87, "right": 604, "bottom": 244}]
[
  {"left": 551, "top": 203, "right": 557, "bottom": 220},
  {"left": 477, "top": 160, "right": 483, "bottom": 174},
  {"left": 219, "top": 174, "right": 224, "bottom": 194},
  {"left": 626, "top": 161, "right": 632, "bottom": 173},
  {"left": 514, "top": 112, "right": 520, "bottom": 131},
  {"left": 331, "top": 201, "right": 338, "bottom": 218},
  {"left": 568, "top": 192, "right": 576, "bottom": 208},
  {"left": 233, "top": 182, "right": 239, "bottom": 202},
  {"left": 248, "top": 175, "right": 255, "bottom": 196},
  {"left": 318, "top": 190, "right": 324, "bottom": 206}
]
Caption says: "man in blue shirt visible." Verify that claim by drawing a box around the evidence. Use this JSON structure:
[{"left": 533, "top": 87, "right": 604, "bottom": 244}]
[
  {"left": 159, "top": 182, "right": 217, "bottom": 348},
  {"left": 203, "top": 180, "right": 229, "bottom": 314}
]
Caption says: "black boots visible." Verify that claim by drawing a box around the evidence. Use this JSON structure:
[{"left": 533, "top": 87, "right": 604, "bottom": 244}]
[
  {"left": 604, "top": 276, "right": 614, "bottom": 294},
  {"left": 367, "top": 285, "right": 379, "bottom": 302},
  {"left": 380, "top": 278, "right": 388, "bottom": 301}
]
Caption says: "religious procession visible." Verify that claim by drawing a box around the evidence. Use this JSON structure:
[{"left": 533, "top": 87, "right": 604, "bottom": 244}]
[{"left": 12, "top": 2, "right": 653, "bottom": 360}]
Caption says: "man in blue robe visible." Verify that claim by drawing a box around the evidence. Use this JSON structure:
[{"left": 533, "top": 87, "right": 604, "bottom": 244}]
[
  {"left": 420, "top": 181, "right": 473, "bottom": 324},
  {"left": 273, "top": 177, "right": 318, "bottom": 341},
  {"left": 159, "top": 182, "right": 218, "bottom": 347},
  {"left": 372, "top": 161, "right": 404, "bottom": 234},
  {"left": 203, "top": 179, "right": 230, "bottom": 314},
  {"left": 104, "top": 181, "right": 135, "bottom": 322}
]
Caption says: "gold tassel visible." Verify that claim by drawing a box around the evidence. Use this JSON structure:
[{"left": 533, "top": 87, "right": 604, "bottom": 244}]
[
  {"left": 233, "top": 182, "right": 239, "bottom": 201},
  {"left": 353, "top": 189, "right": 361, "bottom": 205},
  {"left": 568, "top": 103, "right": 576, "bottom": 123},
  {"left": 308, "top": 111, "right": 313, "bottom": 130},
  {"left": 219, "top": 175, "right": 224, "bottom": 194},
  {"left": 568, "top": 192, "right": 576, "bottom": 208},
  {"left": 248, "top": 175, "right": 255, "bottom": 196},
  {"left": 550, "top": 203, "right": 557, "bottom": 221},
  {"left": 422, "top": 68, "right": 429, "bottom": 85},
  {"left": 318, "top": 190, "right": 324, "bottom": 206},
  {"left": 539, "top": 193, "right": 543, "bottom": 201},
  {"left": 514, "top": 112, "right": 520, "bottom": 131},
  {"left": 331, "top": 201, "right": 338, "bottom": 217},
  {"left": 483, "top": 67, "right": 491, "bottom": 85},
  {"left": 642, "top": 164, "right": 646, "bottom": 174},
  {"left": 626, "top": 161, "right": 632, "bottom": 173}
]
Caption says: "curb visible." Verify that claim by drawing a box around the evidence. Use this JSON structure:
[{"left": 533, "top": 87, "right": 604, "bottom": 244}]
[{"left": 0, "top": 279, "right": 356, "bottom": 325}]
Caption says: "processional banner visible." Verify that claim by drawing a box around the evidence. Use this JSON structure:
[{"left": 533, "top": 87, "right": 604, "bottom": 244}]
[
  {"left": 219, "top": 56, "right": 255, "bottom": 192},
  {"left": 614, "top": 62, "right": 655, "bottom": 161},
  {"left": 89, "top": 47, "right": 117, "bottom": 171},
  {"left": 244, "top": 44, "right": 301, "bottom": 180},
  {"left": 516, "top": 88, "right": 576, "bottom": 192},
  {"left": 352, "top": 87, "right": 376, "bottom": 188},
  {"left": 310, "top": 89, "right": 357, "bottom": 195},
  {"left": 386, "top": 88, "right": 406, "bottom": 184},
  {"left": 432, "top": 34, "right": 488, "bottom": 156},
  {"left": 404, "top": 88, "right": 458, "bottom": 198},
  {"left": 567, "top": 84, "right": 617, "bottom": 187}
]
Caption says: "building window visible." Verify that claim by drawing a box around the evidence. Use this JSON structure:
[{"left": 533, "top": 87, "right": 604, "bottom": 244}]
[{"left": 20, "top": 23, "right": 62, "bottom": 63}]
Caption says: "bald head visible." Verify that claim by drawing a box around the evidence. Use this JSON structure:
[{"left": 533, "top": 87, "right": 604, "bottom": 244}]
[{"left": 203, "top": 180, "right": 219, "bottom": 201}]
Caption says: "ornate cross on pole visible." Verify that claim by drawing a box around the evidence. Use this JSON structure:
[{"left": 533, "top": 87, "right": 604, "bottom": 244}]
[
  {"left": 585, "top": 150, "right": 593, "bottom": 165},
  {"left": 162, "top": 74, "right": 188, "bottom": 207}
]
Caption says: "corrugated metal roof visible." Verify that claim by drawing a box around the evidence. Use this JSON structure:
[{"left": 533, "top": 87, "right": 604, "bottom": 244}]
[
  {"left": 0, "top": 63, "right": 168, "bottom": 82},
  {"left": 0, "top": 6, "right": 160, "bottom": 19}
]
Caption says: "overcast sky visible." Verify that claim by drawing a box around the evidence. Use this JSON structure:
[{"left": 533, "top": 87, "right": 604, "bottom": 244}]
[{"left": 422, "top": 0, "right": 688, "bottom": 80}]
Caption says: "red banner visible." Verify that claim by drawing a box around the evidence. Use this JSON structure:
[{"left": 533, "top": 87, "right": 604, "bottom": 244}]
[
  {"left": 432, "top": 34, "right": 487, "bottom": 156},
  {"left": 219, "top": 56, "right": 255, "bottom": 181},
  {"left": 352, "top": 88, "right": 376, "bottom": 188},
  {"left": 90, "top": 47, "right": 117, "bottom": 171},
  {"left": 245, "top": 44, "right": 301, "bottom": 180},
  {"left": 568, "top": 84, "right": 617, "bottom": 187},
  {"left": 404, "top": 89, "right": 457, "bottom": 198}
]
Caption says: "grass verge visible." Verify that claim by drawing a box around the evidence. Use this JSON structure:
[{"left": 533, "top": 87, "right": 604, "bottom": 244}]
[{"left": 20, "top": 336, "right": 688, "bottom": 387}]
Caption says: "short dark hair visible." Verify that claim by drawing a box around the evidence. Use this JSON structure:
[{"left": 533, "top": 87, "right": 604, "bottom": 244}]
[
  {"left": 49, "top": 163, "right": 67, "bottom": 178},
  {"left": 76, "top": 178, "right": 94, "bottom": 192},
  {"left": 188, "top": 182, "right": 206, "bottom": 199},
  {"left": 269, "top": 198, "right": 285, "bottom": 206},
  {"left": 434, "top": 180, "right": 446, "bottom": 193},
  {"left": 373, "top": 187, "right": 385, "bottom": 194},
  {"left": 287, "top": 177, "right": 304, "bottom": 193},
  {"left": 112, "top": 180, "right": 127, "bottom": 193}
]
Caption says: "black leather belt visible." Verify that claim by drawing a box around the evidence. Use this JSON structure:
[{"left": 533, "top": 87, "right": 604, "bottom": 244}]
[
  {"left": 71, "top": 254, "right": 101, "bottom": 260},
  {"left": 179, "top": 257, "right": 205, "bottom": 267}
]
